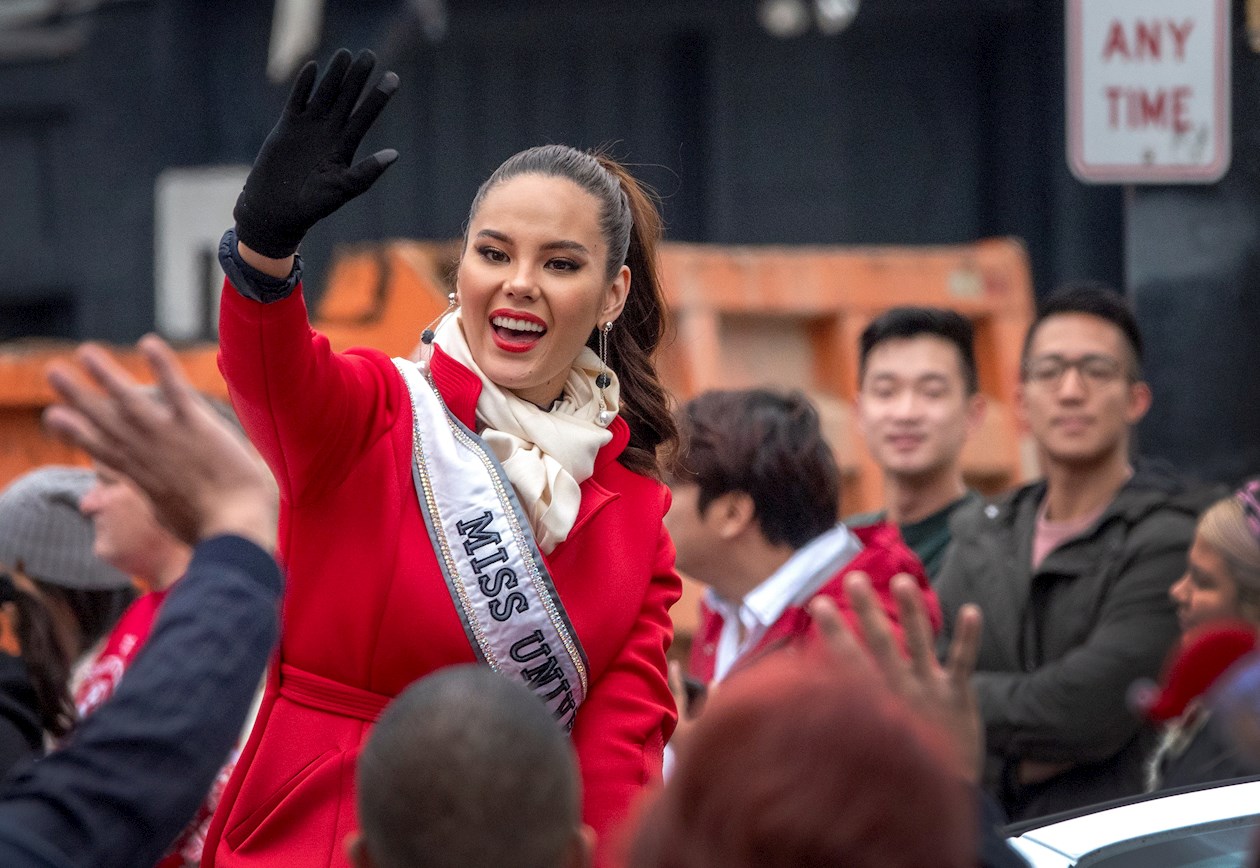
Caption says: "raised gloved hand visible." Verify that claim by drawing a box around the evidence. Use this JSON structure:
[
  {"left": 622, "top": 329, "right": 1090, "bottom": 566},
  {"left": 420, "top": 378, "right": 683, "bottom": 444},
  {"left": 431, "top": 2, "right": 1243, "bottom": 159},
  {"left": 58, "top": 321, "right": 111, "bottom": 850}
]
[{"left": 234, "top": 48, "right": 400, "bottom": 259}]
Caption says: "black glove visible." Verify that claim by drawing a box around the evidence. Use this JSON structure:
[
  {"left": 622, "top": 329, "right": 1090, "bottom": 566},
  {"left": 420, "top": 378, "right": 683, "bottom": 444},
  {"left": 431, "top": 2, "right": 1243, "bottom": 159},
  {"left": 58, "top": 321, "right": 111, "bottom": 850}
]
[{"left": 233, "top": 48, "right": 400, "bottom": 259}]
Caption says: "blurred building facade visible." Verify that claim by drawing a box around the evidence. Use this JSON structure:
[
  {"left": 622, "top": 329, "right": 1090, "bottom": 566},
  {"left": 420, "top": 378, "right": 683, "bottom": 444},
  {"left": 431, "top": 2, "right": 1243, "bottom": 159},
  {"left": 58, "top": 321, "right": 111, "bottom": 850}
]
[{"left": 0, "top": 0, "right": 1255, "bottom": 483}]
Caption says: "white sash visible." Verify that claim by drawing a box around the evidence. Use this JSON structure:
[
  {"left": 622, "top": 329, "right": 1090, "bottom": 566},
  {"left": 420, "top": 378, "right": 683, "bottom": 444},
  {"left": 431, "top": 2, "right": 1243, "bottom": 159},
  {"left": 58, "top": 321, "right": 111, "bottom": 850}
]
[{"left": 393, "top": 359, "right": 588, "bottom": 730}]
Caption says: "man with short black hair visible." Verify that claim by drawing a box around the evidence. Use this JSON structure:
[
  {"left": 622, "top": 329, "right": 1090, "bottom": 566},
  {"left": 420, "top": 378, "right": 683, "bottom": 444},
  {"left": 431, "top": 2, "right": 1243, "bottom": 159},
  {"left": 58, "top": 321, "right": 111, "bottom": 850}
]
[
  {"left": 936, "top": 282, "right": 1216, "bottom": 820},
  {"left": 852, "top": 307, "right": 986, "bottom": 577},
  {"left": 347, "top": 665, "right": 594, "bottom": 868},
  {"left": 666, "top": 389, "right": 936, "bottom": 691}
]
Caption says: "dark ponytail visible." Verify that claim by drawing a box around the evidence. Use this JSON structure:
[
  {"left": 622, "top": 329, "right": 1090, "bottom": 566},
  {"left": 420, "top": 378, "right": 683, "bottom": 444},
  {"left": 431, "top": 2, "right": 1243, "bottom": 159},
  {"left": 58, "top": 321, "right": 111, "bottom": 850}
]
[
  {"left": 589, "top": 154, "right": 676, "bottom": 477},
  {"left": 467, "top": 145, "right": 677, "bottom": 477}
]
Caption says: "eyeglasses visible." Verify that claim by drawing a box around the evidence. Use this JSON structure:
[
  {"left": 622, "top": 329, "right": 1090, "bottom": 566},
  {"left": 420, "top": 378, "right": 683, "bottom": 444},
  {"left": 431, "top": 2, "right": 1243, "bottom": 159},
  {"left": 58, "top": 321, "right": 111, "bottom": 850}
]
[
  {"left": 1238, "top": 480, "right": 1260, "bottom": 540},
  {"left": 1022, "top": 354, "right": 1127, "bottom": 387}
]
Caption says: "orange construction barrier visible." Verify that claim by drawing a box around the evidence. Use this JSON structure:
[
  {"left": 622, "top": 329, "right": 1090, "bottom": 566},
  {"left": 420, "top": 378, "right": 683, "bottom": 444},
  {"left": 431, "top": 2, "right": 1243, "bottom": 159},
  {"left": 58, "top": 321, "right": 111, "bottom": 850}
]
[
  {"left": 0, "top": 341, "right": 226, "bottom": 488},
  {"left": 0, "top": 240, "right": 456, "bottom": 488},
  {"left": 658, "top": 238, "right": 1036, "bottom": 516},
  {"left": 312, "top": 240, "right": 459, "bottom": 357}
]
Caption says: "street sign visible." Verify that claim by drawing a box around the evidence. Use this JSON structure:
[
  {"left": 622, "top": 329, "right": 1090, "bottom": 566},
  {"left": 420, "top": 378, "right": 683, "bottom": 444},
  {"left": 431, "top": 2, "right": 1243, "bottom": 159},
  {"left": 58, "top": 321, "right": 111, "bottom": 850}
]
[{"left": 1067, "top": 0, "right": 1230, "bottom": 184}]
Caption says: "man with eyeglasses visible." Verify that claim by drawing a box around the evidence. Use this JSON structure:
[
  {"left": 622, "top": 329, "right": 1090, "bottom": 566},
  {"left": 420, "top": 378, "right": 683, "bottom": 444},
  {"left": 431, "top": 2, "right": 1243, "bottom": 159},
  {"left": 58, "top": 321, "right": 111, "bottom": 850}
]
[{"left": 935, "top": 282, "right": 1218, "bottom": 822}]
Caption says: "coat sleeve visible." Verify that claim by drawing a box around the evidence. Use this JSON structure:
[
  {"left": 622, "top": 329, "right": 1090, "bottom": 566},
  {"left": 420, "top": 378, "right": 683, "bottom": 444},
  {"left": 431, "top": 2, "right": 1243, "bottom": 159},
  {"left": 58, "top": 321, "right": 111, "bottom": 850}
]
[
  {"left": 0, "top": 655, "right": 42, "bottom": 782},
  {"left": 570, "top": 505, "right": 681, "bottom": 861},
  {"left": 217, "top": 279, "right": 400, "bottom": 506},
  {"left": 0, "top": 536, "right": 281, "bottom": 868},
  {"left": 972, "top": 535, "right": 1184, "bottom": 765}
]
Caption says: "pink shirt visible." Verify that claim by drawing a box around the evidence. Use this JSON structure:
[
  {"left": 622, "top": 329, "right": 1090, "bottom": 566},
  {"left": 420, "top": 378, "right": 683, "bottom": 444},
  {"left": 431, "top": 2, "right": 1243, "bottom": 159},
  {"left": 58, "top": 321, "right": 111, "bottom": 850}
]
[{"left": 1032, "top": 500, "right": 1107, "bottom": 570}]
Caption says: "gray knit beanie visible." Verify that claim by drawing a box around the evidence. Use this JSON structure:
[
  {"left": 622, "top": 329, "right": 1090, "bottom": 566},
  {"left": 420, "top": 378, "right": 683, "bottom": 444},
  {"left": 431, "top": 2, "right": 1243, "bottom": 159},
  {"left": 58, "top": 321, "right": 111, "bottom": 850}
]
[{"left": 0, "top": 466, "right": 132, "bottom": 590}]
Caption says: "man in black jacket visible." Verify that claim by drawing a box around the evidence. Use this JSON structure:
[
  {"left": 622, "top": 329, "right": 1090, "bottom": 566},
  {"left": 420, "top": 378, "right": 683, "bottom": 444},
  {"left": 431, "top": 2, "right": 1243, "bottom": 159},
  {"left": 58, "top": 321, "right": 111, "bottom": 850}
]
[
  {"left": 0, "top": 336, "right": 281, "bottom": 868},
  {"left": 936, "top": 284, "right": 1216, "bottom": 821}
]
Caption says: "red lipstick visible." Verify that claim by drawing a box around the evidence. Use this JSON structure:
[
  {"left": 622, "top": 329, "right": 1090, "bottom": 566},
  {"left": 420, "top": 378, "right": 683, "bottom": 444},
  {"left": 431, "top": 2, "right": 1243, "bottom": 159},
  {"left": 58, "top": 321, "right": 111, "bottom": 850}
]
[{"left": 489, "top": 308, "right": 547, "bottom": 354}]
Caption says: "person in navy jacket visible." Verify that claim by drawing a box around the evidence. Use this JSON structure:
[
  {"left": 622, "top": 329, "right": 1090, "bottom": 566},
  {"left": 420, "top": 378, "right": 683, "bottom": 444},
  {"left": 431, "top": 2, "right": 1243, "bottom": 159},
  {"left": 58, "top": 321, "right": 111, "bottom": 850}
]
[{"left": 0, "top": 336, "right": 282, "bottom": 868}]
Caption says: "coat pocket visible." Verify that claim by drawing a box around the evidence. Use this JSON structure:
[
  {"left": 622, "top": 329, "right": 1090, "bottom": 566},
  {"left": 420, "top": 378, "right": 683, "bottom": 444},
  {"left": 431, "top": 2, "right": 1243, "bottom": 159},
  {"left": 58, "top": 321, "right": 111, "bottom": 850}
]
[{"left": 223, "top": 747, "right": 340, "bottom": 852}]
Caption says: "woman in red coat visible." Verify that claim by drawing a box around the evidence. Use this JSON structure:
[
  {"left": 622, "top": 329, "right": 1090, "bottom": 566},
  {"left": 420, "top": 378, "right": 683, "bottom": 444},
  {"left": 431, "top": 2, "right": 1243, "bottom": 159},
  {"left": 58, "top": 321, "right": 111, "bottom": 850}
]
[{"left": 202, "top": 49, "right": 680, "bottom": 867}]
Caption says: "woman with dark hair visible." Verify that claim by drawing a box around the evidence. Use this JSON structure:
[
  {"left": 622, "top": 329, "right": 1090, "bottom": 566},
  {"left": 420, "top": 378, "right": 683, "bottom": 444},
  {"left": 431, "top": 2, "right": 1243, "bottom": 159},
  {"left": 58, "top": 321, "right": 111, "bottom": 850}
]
[
  {"left": 0, "top": 466, "right": 135, "bottom": 671},
  {"left": 0, "top": 465, "right": 136, "bottom": 780},
  {"left": 0, "top": 572, "right": 76, "bottom": 778},
  {"left": 203, "top": 50, "right": 679, "bottom": 867}
]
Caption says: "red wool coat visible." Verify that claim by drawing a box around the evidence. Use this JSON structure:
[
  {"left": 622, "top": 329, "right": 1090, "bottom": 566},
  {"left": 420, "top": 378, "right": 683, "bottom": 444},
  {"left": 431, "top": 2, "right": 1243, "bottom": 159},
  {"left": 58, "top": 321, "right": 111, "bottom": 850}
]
[
  {"left": 203, "top": 282, "right": 680, "bottom": 867},
  {"left": 688, "top": 523, "right": 940, "bottom": 683}
]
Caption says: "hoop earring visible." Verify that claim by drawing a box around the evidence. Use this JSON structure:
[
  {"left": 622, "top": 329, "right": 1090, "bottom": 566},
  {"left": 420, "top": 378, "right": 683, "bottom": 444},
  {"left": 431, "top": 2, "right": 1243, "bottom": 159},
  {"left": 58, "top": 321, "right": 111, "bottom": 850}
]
[
  {"left": 597, "top": 321, "right": 614, "bottom": 427},
  {"left": 416, "top": 291, "right": 457, "bottom": 373}
]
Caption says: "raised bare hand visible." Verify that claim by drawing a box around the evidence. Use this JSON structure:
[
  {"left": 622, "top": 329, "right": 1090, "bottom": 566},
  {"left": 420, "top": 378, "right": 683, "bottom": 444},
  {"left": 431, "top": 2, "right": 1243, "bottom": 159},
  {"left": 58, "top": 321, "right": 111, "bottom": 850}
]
[
  {"left": 810, "top": 571, "right": 984, "bottom": 783},
  {"left": 44, "top": 336, "right": 278, "bottom": 553}
]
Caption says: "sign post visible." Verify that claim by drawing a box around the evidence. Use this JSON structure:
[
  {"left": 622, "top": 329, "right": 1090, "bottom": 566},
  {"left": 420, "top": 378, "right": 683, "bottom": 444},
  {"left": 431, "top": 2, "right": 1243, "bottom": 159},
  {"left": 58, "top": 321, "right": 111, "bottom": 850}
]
[{"left": 1067, "top": 0, "right": 1230, "bottom": 184}]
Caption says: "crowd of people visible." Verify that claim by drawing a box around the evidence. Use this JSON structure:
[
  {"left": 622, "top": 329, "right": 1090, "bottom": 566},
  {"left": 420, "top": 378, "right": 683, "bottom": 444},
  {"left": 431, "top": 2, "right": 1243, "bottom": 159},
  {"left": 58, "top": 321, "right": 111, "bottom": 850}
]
[{"left": 0, "top": 46, "right": 1255, "bottom": 867}]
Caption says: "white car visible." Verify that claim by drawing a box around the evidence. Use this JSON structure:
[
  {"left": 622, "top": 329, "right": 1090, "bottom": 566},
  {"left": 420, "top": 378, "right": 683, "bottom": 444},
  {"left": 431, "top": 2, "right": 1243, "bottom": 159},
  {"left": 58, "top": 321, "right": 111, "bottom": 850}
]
[{"left": 1007, "top": 777, "right": 1260, "bottom": 867}]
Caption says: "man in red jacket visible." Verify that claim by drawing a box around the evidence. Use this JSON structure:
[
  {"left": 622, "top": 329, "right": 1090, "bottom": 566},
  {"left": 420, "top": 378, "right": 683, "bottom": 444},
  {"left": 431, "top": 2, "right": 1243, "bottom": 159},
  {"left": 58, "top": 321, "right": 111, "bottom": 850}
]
[{"left": 665, "top": 389, "right": 939, "bottom": 743}]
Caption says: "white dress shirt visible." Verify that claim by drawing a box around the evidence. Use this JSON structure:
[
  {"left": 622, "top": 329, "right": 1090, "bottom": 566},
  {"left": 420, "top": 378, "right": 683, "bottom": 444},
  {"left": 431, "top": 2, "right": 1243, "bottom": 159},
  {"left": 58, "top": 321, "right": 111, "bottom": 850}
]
[
  {"left": 663, "top": 523, "right": 864, "bottom": 780},
  {"left": 706, "top": 523, "right": 863, "bottom": 681}
]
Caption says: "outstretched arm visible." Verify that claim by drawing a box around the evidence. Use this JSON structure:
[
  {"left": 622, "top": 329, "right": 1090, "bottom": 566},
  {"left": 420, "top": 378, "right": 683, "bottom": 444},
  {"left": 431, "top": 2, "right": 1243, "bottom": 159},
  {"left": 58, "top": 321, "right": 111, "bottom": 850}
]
[
  {"left": 0, "top": 338, "right": 283, "bottom": 868},
  {"left": 0, "top": 537, "right": 280, "bottom": 868},
  {"left": 217, "top": 49, "right": 404, "bottom": 504}
]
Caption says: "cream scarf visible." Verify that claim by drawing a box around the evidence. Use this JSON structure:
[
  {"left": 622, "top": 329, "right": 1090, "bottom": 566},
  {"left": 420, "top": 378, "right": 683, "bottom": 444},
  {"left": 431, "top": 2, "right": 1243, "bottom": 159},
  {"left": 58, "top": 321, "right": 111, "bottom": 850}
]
[{"left": 430, "top": 311, "right": 620, "bottom": 553}]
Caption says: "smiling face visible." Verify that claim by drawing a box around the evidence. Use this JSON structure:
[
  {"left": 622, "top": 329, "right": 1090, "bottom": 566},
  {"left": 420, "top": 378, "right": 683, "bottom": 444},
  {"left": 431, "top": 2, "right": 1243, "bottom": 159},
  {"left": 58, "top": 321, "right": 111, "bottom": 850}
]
[
  {"left": 857, "top": 335, "right": 983, "bottom": 483},
  {"left": 1170, "top": 535, "right": 1242, "bottom": 632},
  {"left": 1017, "top": 313, "right": 1151, "bottom": 470},
  {"left": 456, "top": 173, "right": 629, "bottom": 407}
]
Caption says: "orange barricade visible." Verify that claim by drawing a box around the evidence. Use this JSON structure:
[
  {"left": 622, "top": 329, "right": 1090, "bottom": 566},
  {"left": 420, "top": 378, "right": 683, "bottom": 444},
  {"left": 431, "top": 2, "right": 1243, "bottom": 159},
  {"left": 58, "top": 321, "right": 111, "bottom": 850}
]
[
  {"left": 0, "top": 241, "right": 457, "bottom": 487},
  {"left": 0, "top": 342, "right": 226, "bottom": 488},
  {"left": 0, "top": 238, "right": 1035, "bottom": 644},
  {"left": 658, "top": 238, "right": 1036, "bottom": 515},
  {"left": 312, "top": 240, "right": 459, "bottom": 357}
]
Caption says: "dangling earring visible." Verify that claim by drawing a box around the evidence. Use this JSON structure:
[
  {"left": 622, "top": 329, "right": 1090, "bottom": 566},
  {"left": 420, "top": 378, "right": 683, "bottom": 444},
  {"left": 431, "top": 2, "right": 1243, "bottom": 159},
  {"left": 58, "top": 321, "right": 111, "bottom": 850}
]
[
  {"left": 416, "top": 291, "right": 457, "bottom": 372},
  {"left": 597, "top": 321, "right": 614, "bottom": 426}
]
